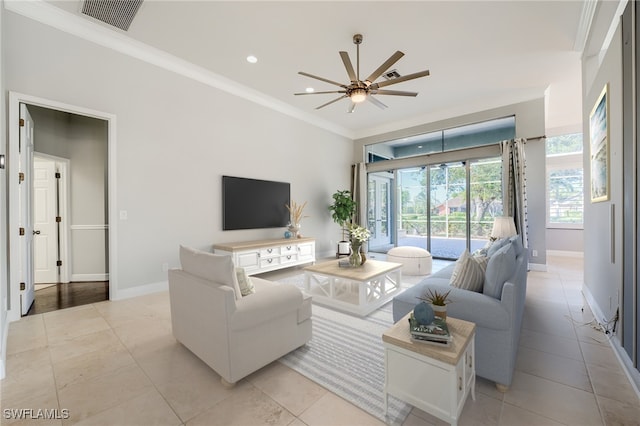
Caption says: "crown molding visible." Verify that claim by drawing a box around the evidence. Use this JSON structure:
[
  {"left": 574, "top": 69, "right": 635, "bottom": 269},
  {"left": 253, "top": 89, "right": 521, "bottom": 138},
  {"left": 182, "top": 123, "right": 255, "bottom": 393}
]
[
  {"left": 574, "top": 0, "right": 598, "bottom": 54},
  {"left": 4, "top": 0, "right": 353, "bottom": 139}
]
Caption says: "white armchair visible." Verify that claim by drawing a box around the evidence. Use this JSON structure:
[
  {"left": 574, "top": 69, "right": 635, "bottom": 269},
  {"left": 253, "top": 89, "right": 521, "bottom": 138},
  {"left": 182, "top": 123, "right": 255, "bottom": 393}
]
[{"left": 168, "top": 246, "right": 312, "bottom": 385}]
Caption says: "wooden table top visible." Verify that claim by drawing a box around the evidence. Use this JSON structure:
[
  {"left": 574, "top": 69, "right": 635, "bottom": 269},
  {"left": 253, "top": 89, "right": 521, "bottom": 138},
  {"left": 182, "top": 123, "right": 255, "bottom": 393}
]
[
  {"left": 382, "top": 313, "right": 476, "bottom": 365},
  {"left": 304, "top": 258, "right": 402, "bottom": 281}
]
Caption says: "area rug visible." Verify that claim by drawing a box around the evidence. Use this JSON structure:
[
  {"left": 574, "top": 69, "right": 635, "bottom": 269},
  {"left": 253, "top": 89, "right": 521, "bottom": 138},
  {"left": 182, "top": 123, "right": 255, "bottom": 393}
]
[{"left": 277, "top": 274, "right": 412, "bottom": 425}]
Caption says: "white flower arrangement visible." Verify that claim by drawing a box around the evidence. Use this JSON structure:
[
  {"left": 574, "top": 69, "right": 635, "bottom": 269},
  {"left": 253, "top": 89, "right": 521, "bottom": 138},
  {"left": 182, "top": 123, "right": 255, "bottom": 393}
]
[{"left": 349, "top": 224, "right": 371, "bottom": 243}]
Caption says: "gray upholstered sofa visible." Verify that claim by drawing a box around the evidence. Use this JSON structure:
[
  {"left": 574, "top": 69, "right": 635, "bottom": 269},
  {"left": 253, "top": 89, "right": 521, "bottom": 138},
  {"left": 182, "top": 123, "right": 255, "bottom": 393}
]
[
  {"left": 168, "top": 246, "right": 312, "bottom": 386},
  {"left": 392, "top": 236, "right": 528, "bottom": 391}
]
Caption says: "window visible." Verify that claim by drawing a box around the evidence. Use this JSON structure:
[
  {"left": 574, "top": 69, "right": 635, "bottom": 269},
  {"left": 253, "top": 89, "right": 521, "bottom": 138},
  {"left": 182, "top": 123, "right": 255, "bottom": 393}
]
[{"left": 546, "top": 133, "right": 584, "bottom": 228}]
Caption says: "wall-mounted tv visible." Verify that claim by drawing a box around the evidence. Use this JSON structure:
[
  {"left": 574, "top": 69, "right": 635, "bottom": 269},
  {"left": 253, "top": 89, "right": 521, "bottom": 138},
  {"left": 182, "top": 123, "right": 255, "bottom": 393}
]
[{"left": 222, "top": 175, "right": 291, "bottom": 230}]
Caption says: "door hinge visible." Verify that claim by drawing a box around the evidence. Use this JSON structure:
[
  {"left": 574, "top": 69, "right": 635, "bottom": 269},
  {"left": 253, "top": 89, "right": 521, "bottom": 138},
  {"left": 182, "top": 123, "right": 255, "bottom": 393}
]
[
  {"left": 55, "top": 172, "right": 61, "bottom": 179},
  {"left": 20, "top": 282, "right": 25, "bottom": 291},
  {"left": 56, "top": 216, "right": 62, "bottom": 223},
  {"left": 56, "top": 260, "right": 63, "bottom": 267},
  {"left": 18, "top": 172, "right": 24, "bottom": 183},
  {"left": 19, "top": 227, "right": 25, "bottom": 236},
  {"left": 19, "top": 118, "right": 25, "bottom": 127}
]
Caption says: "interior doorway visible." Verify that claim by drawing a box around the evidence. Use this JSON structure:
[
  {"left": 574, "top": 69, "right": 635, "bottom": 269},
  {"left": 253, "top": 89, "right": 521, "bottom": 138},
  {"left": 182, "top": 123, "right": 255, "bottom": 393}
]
[{"left": 8, "top": 92, "right": 117, "bottom": 322}]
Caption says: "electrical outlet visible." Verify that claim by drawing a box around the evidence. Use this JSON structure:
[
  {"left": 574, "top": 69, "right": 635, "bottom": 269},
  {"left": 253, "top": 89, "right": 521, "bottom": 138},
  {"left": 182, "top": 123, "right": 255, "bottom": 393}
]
[
  {"left": 532, "top": 249, "right": 538, "bottom": 257},
  {"left": 162, "top": 262, "right": 169, "bottom": 273}
]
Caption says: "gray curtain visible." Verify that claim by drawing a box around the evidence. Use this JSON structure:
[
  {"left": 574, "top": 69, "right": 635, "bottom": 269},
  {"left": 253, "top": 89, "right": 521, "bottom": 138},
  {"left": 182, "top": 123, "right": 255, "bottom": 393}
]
[
  {"left": 501, "top": 138, "right": 529, "bottom": 249},
  {"left": 351, "top": 163, "right": 367, "bottom": 226}
]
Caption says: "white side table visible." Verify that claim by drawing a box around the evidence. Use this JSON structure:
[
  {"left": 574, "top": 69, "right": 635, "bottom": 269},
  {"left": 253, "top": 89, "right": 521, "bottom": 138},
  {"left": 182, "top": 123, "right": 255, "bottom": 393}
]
[{"left": 382, "top": 314, "right": 476, "bottom": 426}]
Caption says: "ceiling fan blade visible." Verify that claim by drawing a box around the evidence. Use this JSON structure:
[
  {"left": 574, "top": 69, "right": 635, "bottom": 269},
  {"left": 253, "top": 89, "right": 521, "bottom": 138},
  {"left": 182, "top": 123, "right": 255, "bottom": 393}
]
[
  {"left": 371, "top": 89, "right": 418, "bottom": 97},
  {"left": 365, "top": 51, "right": 404, "bottom": 84},
  {"left": 299, "top": 71, "right": 347, "bottom": 88},
  {"left": 294, "top": 90, "right": 347, "bottom": 96},
  {"left": 371, "top": 69, "right": 430, "bottom": 89},
  {"left": 316, "top": 95, "right": 348, "bottom": 110},
  {"left": 348, "top": 102, "right": 357, "bottom": 114},
  {"left": 368, "top": 95, "right": 388, "bottom": 109},
  {"left": 339, "top": 51, "right": 357, "bottom": 82}
]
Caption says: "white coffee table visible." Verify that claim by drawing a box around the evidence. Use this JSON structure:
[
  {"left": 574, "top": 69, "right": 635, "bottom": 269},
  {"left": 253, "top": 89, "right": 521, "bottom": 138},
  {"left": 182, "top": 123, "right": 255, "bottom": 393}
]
[{"left": 303, "top": 259, "right": 402, "bottom": 316}]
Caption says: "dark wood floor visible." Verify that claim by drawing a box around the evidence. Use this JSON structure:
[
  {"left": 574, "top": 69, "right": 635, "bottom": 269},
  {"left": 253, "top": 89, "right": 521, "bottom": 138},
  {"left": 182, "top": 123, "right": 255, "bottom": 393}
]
[{"left": 26, "top": 281, "right": 109, "bottom": 316}]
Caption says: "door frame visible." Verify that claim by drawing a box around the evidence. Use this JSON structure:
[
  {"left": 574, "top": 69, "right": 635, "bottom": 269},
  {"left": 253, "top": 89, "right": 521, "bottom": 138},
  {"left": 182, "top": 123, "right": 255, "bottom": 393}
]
[
  {"left": 34, "top": 153, "right": 71, "bottom": 284},
  {"left": 8, "top": 92, "right": 118, "bottom": 321}
]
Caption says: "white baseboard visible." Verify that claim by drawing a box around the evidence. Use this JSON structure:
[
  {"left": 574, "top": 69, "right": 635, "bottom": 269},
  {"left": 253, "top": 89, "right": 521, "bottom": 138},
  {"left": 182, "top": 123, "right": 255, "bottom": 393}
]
[
  {"left": 71, "top": 273, "right": 109, "bottom": 282},
  {"left": 528, "top": 262, "right": 547, "bottom": 271},
  {"left": 547, "top": 250, "right": 584, "bottom": 258},
  {"left": 113, "top": 280, "right": 168, "bottom": 301},
  {"left": 582, "top": 285, "right": 640, "bottom": 400}
]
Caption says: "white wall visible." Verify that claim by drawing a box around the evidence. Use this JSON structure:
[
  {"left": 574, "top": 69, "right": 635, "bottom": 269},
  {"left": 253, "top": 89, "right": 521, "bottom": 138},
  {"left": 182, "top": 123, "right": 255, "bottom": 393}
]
[
  {"left": 582, "top": 25, "right": 623, "bottom": 322},
  {"left": 28, "top": 106, "right": 109, "bottom": 280},
  {"left": 547, "top": 228, "right": 584, "bottom": 253},
  {"left": 3, "top": 10, "right": 352, "bottom": 296}
]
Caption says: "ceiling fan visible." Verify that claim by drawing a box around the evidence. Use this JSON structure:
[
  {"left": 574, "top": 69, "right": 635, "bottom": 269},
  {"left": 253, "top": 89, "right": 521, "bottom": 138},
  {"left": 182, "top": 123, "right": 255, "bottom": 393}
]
[{"left": 295, "top": 33, "right": 430, "bottom": 113}]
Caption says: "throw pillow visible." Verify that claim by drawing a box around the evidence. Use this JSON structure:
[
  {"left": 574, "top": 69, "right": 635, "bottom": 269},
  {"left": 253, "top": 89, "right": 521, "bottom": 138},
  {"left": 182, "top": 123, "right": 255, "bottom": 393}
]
[
  {"left": 487, "top": 237, "right": 509, "bottom": 257},
  {"left": 179, "top": 245, "right": 242, "bottom": 300},
  {"left": 473, "top": 253, "right": 490, "bottom": 273},
  {"left": 449, "top": 249, "right": 484, "bottom": 292},
  {"left": 508, "top": 235, "right": 524, "bottom": 256},
  {"left": 235, "top": 267, "right": 255, "bottom": 297},
  {"left": 483, "top": 243, "right": 516, "bottom": 299}
]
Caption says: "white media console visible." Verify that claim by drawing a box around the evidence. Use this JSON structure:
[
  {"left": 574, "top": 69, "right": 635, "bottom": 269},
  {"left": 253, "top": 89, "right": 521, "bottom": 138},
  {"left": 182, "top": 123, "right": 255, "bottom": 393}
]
[{"left": 213, "top": 237, "right": 316, "bottom": 275}]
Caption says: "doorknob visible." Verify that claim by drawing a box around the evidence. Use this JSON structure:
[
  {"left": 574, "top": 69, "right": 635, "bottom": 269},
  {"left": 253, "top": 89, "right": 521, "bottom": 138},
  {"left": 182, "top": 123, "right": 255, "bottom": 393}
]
[{"left": 33, "top": 230, "right": 41, "bottom": 235}]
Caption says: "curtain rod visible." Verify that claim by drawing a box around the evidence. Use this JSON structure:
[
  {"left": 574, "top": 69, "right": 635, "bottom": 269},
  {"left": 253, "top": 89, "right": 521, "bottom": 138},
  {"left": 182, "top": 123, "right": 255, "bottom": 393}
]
[{"left": 525, "top": 135, "right": 546, "bottom": 140}]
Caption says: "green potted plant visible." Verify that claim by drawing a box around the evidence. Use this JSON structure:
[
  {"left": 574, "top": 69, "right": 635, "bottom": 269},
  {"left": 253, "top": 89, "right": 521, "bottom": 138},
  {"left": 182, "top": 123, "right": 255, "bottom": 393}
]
[
  {"left": 418, "top": 289, "right": 452, "bottom": 320},
  {"left": 328, "top": 190, "right": 357, "bottom": 255}
]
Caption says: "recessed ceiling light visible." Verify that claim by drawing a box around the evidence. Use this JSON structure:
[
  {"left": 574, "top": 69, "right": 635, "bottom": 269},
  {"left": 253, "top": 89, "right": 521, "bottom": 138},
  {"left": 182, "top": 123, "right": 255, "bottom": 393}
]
[
  {"left": 246, "top": 55, "right": 258, "bottom": 64},
  {"left": 306, "top": 87, "right": 314, "bottom": 93}
]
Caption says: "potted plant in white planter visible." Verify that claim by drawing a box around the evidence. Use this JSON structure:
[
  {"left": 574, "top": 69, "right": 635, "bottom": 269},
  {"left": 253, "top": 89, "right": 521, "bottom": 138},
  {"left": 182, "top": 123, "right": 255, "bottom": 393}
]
[{"left": 328, "top": 190, "right": 357, "bottom": 256}]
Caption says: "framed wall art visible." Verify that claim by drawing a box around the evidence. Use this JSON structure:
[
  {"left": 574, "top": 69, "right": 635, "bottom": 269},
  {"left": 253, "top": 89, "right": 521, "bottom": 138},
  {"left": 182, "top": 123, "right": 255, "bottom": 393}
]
[{"left": 589, "top": 83, "right": 609, "bottom": 203}]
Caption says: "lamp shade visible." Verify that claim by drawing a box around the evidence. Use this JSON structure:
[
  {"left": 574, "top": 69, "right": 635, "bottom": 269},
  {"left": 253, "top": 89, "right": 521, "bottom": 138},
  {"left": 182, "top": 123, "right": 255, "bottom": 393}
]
[{"left": 491, "top": 216, "right": 517, "bottom": 239}]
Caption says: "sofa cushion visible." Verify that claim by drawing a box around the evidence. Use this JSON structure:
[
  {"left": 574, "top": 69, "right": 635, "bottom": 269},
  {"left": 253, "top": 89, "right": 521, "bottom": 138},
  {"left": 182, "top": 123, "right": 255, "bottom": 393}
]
[
  {"left": 180, "top": 245, "right": 242, "bottom": 300},
  {"left": 483, "top": 243, "right": 516, "bottom": 299},
  {"left": 449, "top": 250, "right": 484, "bottom": 292},
  {"left": 487, "top": 237, "right": 510, "bottom": 257},
  {"left": 235, "top": 267, "right": 256, "bottom": 297},
  {"left": 509, "top": 235, "right": 524, "bottom": 256}
]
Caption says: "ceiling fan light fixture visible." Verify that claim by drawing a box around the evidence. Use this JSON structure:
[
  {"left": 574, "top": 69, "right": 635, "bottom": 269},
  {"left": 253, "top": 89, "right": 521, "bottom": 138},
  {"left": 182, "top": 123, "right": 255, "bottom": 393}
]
[{"left": 350, "top": 88, "right": 367, "bottom": 103}]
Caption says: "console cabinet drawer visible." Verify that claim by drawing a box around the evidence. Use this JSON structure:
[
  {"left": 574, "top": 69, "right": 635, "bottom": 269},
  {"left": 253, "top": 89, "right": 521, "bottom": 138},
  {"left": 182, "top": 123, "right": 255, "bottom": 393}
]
[{"left": 213, "top": 238, "right": 315, "bottom": 275}]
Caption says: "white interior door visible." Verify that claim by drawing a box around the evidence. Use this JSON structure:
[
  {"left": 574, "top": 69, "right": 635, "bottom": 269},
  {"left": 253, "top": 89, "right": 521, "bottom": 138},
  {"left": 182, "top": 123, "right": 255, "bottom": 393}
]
[
  {"left": 33, "top": 157, "right": 58, "bottom": 284},
  {"left": 19, "top": 104, "right": 35, "bottom": 315}
]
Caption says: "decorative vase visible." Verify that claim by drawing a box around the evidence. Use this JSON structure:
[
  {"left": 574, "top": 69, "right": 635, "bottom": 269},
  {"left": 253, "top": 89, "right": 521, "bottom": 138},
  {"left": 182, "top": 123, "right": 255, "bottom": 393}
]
[
  {"left": 288, "top": 223, "right": 301, "bottom": 239},
  {"left": 349, "top": 242, "right": 363, "bottom": 266},
  {"left": 432, "top": 304, "right": 447, "bottom": 320}
]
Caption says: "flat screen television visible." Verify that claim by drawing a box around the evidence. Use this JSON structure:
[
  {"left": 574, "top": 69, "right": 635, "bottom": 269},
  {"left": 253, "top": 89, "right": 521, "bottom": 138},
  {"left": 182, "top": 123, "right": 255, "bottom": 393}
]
[{"left": 222, "top": 176, "right": 291, "bottom": 230}]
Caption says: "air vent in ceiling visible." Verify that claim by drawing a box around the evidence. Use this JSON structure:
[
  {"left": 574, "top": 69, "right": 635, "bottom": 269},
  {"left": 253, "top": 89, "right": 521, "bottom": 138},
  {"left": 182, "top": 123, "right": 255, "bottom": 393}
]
[
  {"left": 81, "top": 0, "right": 143, "bottom": 31},
  {"left": 382, "top": 69, "right": 401, "bottom": 80}
]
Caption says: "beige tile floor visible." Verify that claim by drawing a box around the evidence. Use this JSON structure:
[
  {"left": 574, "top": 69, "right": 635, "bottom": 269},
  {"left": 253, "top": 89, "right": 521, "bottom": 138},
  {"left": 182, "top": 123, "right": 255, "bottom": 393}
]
[{"left": 2, "top": 255, "right": 640, "bottom": 425}]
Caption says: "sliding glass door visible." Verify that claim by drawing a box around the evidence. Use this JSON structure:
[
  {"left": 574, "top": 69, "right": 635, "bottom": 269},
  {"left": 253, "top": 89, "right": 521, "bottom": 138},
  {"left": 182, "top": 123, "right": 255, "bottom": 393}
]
[
  {"left": 373, "top": 156, "right": 502, "bottom": 260},
  {"left": 367, "top": 173, "right": 393, "bottom": 251},
  {"left": 469, "top": 157, "right": 503, "bottom": 251},
  {"left": 429, "top": 162, "right": 467, "bottom": 259}
]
